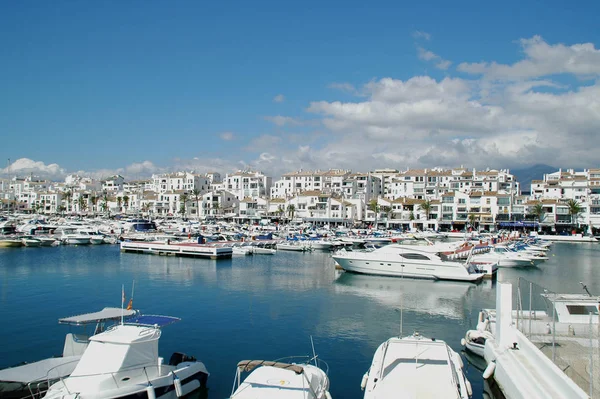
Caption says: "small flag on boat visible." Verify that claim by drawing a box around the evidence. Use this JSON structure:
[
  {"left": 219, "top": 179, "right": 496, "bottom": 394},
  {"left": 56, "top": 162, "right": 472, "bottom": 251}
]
[{"left": 127, "top": 298, "right": 133, "bottom": 310}]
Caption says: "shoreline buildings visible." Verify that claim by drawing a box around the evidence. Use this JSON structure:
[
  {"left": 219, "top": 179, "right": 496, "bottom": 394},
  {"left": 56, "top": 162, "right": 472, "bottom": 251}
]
[{"left": 1, "top": 166, "right": 598, "bottom": 233}]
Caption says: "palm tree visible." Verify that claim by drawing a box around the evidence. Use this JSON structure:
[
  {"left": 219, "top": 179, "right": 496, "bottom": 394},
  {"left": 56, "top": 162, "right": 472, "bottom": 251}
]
[
  {"left": 566, "top": 199, "right": 583, "bottom": 229},
  {"left": 191, "top": 189, "right": 201, "bottom": 221},
  {"left": 381, "top": 205, "right": 392, "bottom": 228},
  {"left": 277, "top": 205, "right": 285, "bottom": 219},
  {"left": 530, "top": 202, "right": 545, "bottom": 231},
  {"left": 58, "top": 205, "right": 66, "bottom": 217},
  {"left": 102, "top": 191, "right": 110, "bottom": 218},
  {"left": 287, "top": 204, "right": 296, "bottom": 220},
  {"left": 368, "top": 198, "right": 379, "bottom": 228},
  {"left": 418, "top": 199, "right": 432, "bottom": 221},
  {"left": 77, "top": 196, "right": 86, "bottom": 214},
  {"left": 123, "top": 195, "right": 130, "bottom": 213},
  {"left": 90, "top": 195, "right": 98, "bottom": 216},
  {"left": 468, "top": 213, "right": 477, "bottom": 231},
  {"left": 180, "top": 193, "right": 189, "bottom": 218},
  {"left": 116, "top": 197, "right": 123, "bottom": 213},
  {"left": 63, "top": 191, "right": 72, "bottom": 214}
]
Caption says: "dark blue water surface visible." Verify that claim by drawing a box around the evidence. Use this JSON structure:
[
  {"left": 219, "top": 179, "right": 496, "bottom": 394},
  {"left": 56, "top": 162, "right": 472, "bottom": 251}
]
[{"left": 1, "top": 242, "right": 599, "bottom": 398}]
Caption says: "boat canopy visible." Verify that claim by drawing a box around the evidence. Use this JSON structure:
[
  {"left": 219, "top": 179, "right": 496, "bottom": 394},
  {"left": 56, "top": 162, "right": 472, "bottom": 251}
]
[
  {"left": 58, "top": 307, "right": 137, "bottom": 325},
  {"left": 237, "top": 360, "right": 304, "bottom": 375},
  {"left": 126, "top": 314, "right": 181, "bottom": 327}
]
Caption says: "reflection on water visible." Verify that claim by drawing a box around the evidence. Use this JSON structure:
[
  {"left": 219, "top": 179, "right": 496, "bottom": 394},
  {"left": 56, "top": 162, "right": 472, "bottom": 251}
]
[
  {"left": 334, "top": 272, "right": 483, "bottom": 320},
  {"left": 0, "top": 243, "right": 598, "bottom": 398}
]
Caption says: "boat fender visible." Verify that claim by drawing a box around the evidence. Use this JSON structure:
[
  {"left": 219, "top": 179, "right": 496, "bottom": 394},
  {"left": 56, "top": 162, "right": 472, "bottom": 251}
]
[
  {"left": 465, "top": 378, "right": 473, "bottom": 397},
  {"left": 482, "top": 361, "right": 496, "bottom": 379},
  {"left": 173, "top": 372, "right": 183, "bottom": 397},
  {"left": 146, "top": 384, "right": 156, "bottom": 399},
  {"left": 461, "top": 338, "right": 467, "bottom": 346},
  {"left": 325, "top": 392, "right": 333, "bottom": 399},
  {"left": 360, "top": 372, "right": 369, "bottom": 390},
  {"left": 478, "top": 312, "right": 485, "bottom": 325},
  {"left": 455, "top": 353, "right": 464, "bottom": 369}
]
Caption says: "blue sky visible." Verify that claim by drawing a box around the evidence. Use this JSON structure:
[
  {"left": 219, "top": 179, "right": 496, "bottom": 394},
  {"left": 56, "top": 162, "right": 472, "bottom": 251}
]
[{"left": 2, "top": 0, "right": 600, "bottom": 180}]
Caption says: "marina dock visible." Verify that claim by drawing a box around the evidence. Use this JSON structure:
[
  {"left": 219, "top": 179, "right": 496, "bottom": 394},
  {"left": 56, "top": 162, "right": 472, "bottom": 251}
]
[{"left": 120, "top": 241, "right": 232, "bottom": 259}]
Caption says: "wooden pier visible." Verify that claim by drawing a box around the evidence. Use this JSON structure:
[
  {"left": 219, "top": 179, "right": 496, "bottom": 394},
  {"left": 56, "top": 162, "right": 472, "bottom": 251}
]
[{"left": 120, "top": 241, "right": 232, "bottom": 259}]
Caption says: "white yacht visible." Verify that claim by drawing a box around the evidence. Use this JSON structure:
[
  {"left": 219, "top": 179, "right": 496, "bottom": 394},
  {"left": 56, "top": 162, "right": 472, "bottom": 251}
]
[
  {"left": 361, "top": 333, "right": 472, "bottom": 398},
  {"left": 230, "top": 357, "right": 332, "bottom": 399},
  {"left": 332, "top": 244, "right": 493, "bottom": 282},
  {"left": 44, "top": 315, "right": 209, "bottom": 399}
]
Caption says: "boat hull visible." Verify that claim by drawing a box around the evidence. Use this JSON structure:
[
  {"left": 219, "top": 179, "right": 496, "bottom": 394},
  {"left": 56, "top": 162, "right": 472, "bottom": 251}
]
[{"left": 0, "top": 239, "right": 23, "bottom": 248}]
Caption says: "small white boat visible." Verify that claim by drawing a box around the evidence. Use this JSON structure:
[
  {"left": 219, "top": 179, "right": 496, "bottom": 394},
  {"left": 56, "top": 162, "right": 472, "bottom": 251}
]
[
  {"left": 362, "top": 333, "right": 472, "bottom": 398},
  {"left": 230, "top": 357, "right": 332, "bottom": 399},
  {"left": 21, "top": 236, "right": 42, "bottom": 247},
  {"left": 0, "top": 307, "right": 138, "bottom": 399},
  {"left": 277, "top": 242, "right": 312, "bottom": 252},
  {"left": 232, "top": 245, "right": 254, "bottom": 256},
  {"left": 44, "top": 315, "right": 209, "bottom": 399}
]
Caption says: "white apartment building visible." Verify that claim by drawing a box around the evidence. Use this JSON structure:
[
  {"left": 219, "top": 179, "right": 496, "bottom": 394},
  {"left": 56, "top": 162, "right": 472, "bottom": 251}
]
[
  {"left": 270, "top": 169, "right": 351, "bottom": 199},
  {"left": 223, "top": 170, "right": 271, "bottom": 200},
  {"left": 151, "top": 172, "right": 211, "bottom": 194}
]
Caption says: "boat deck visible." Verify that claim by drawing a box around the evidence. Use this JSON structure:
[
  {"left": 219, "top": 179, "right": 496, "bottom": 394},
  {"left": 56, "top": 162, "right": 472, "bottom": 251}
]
[{"left": 372, "top": 339, "right": 458, "bottom": 398}]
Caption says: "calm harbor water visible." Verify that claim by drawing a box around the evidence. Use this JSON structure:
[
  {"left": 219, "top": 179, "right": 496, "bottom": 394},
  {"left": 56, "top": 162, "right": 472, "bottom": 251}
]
[{"left": 1, "top": 242, "right": 599, "bottom": 398}]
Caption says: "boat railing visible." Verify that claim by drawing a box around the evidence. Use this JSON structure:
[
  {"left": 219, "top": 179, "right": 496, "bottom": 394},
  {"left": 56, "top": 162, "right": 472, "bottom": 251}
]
[{"left": 45, "top": 363, "right": 170, "bottom": 396}]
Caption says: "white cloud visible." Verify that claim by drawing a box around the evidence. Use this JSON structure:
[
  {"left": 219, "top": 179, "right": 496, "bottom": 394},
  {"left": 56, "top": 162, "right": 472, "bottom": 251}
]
[
  {"left": 264, "top": 115, "right": 303, "bottom": 127},
  {"left": 220, "top": 131, "right": 235, "bottom": 141},
  {"left": 412, "top": 30, "right": 431, "bottom": 41},
  {"left": 417, "top": 47, "right": 452, "bottom": 70},
  {"left": 458, "top": 35, "right": 600, "bottom": 79},
  {"left": 273, "top": 94, "right": 285, "bottom": 103},
  {"left": 2, "top": 158, "right": 66, "bottom": 180},
  {"left": 328, "top": 82, "right": 360, "bottom": 95}
]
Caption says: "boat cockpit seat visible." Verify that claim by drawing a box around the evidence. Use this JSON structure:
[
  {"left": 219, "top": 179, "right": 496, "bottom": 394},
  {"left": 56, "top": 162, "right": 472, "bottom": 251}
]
[{"left": 168, "top": 352, "right": 197, "bottom": 366}]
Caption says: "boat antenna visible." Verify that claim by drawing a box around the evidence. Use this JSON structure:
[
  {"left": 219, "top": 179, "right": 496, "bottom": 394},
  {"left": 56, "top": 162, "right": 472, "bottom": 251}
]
[
  {"left": 395, "top": 297, "right": 404, "bottom": 338},
  {"left": 121, "top": 284, "right": 125, "bottom": 325},
  {"left": 310, "top": 335, "right": 318, "bottom": 367},
  {"left": 580, "top": 282, "right": 593, "bottom": 297}
]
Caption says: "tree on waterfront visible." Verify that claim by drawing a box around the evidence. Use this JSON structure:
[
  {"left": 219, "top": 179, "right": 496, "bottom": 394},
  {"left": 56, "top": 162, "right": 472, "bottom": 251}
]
[
  {"left": 368, "top": 199, "right": 380, "bottom": 228},
  {"left": 102, "top": 192, "right": 110, "bottom": 218},
  {"left": 191, "top": 189, "right": 201, "bottom": 221},
  {"left": 287, "top": 204, "right": 296, "bottom": 220},
  {"left": 58, "top": 205, "right": 66, "bottom": 217},
  {"left": 381, "top": 205, "right": 392, "bottom": 228},
  {"left": 142, "top": 203, "right": 151, "bottom": 218},
  {"left": 468, "top": 213, "right": 478, "bottom": 231},
  {"left": 116, "top": 197, "right": 122, "bottom": 212},
  {"left": 277, "top": 204, "right": 285, "bottom": 219},
  {"left": 90, "top": 195, "right": 98, "bottom": 216},
  {"left": 180, "top": 193, "right": 189, "bottom": 218},
  {"left": 77, "top": 196, "right": 86, "bottom": 214},
  {"left": 123, "top": 195, "right": 129, "bottom": 213},
  {"left": 530, "top": 202, "right": 545, "bottom": 231},
  {"left": 63, "top": 191, "right": 72, "bottom": 214},
  {"left": 566, "top": 199, "right": 583, "bottom": 228},
  {"left": 418, "top": 200, "right": 432, "bottom": 221}
]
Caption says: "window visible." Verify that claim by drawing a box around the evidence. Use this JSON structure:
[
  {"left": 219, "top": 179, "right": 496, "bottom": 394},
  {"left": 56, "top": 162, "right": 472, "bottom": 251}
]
[
  {"left": 400, "top": 253, "right": 430, "bottom": 260},
  {"left": 566, "top": 305, "right": 598, "bottom": 315}
]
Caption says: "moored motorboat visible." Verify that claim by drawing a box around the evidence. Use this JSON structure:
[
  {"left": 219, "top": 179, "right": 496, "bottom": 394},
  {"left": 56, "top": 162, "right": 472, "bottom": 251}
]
[
  {"left": 0, "top": 238, "right": 23, "bottom": 248},
  {"left": 362, "top": 333, "right": 472, "bottom": 398},
  {"left": 332, "top": 244, "right": 494, "bottom": 282},
  {"left": 230, "top": 357, "right": 332, "bottom": 399},
  {"left": 0, "top": 307, "right": 138, "bottom": 399},
  {"left": 44, "top": 315, "right": 208, "bottom": 399}
]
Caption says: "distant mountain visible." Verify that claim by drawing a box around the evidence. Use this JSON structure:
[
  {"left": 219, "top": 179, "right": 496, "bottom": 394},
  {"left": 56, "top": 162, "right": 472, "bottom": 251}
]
[{"left": 511, "top": 164, "right": 556, "bottom": 193}]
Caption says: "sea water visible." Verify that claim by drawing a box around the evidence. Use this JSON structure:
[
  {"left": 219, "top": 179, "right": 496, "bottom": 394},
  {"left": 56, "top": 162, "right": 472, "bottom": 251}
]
[{"left": 1, "top": 242, "right": 599, "bottom": 398}]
